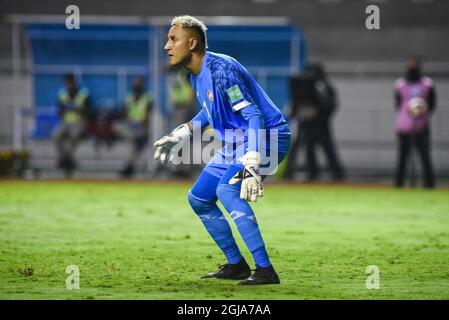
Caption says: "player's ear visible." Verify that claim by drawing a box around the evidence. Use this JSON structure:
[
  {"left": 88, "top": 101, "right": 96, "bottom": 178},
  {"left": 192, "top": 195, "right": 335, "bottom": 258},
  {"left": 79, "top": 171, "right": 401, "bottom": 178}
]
[{"left": 189, "top": 38, "right": 198, "bottom": 51}]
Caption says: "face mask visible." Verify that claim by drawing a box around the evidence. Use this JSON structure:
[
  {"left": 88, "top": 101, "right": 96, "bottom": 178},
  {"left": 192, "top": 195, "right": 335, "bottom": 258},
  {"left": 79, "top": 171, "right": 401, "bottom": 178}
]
[
  {"left": 406, "top": 68, "right": 421, "bottom": 81},
  {"left": 134, "top": 86, "right": 144, "bottom": 95}
]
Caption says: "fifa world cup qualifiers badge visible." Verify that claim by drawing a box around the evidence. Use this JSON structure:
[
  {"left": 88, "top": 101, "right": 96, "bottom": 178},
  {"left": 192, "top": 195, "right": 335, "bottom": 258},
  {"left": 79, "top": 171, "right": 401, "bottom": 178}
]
[{"left": 226, "top": 85, "right": 244, "bottom": 103}]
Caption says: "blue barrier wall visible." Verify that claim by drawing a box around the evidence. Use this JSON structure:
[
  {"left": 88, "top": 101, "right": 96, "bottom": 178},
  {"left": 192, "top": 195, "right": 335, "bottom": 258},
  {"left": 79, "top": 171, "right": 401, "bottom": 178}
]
[
  {"left": 26, "top": 23, "right": 152, "bottom": 138},
  {"left": 26, "top": 22, "right": 306, "bottom": 139}
]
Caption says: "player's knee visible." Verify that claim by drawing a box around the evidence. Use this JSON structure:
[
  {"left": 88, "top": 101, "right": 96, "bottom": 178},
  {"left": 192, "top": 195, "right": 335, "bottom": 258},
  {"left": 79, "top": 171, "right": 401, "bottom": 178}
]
[
  {"left": 188, "top": 191, "right": 216, "bottom": 214},
  {"left": 216, "top": 183, "right": 239, "bottom": 205}
]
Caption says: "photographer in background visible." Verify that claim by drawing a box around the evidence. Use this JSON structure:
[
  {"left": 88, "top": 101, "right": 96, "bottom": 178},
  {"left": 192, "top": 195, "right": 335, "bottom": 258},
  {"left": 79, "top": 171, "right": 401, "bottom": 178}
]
[{"left": 284, "top": 63, "right": 344, "bottom": 181}]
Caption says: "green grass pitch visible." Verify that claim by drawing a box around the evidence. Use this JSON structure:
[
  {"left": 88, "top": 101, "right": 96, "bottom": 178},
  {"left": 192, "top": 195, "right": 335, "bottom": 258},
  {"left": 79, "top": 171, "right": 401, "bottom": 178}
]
[{"left": 1, "top": 180, "right": 448, "bottom": 300}]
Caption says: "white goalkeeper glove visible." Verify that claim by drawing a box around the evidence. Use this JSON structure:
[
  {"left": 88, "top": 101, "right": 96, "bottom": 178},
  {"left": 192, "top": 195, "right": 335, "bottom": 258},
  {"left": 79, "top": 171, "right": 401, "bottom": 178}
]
[
  {"left": 154, "top": 123, "right": 192, "bottom": 164},
  {"left": 229, "top": 151, "right": 264, "bottom": 202}
]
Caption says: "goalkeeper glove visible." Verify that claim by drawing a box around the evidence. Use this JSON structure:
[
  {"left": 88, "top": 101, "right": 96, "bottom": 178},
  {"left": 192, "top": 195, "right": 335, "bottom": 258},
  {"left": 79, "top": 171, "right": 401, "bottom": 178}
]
[
  {"left": 230, "top": 151, "right": 264, "bottom": 202},
  {"left": 154, "top": 123, "right": 192, "bottom": 164}
]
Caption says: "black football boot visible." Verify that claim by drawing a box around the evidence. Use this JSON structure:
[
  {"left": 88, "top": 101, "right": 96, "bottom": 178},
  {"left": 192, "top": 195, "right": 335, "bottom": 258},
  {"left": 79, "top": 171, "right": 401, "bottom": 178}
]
[
  {"left": 201, "top": 258, "right": 251, "bottom": 280},
  {"left": 239, "top": 265, "right": 280, "bottom": 285}
]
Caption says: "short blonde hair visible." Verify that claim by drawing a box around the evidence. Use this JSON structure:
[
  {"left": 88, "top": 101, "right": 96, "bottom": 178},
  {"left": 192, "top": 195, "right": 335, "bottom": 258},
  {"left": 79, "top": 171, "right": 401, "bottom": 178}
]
[{"left": 171, "top": 15, "right": 208, "bottom": 51}]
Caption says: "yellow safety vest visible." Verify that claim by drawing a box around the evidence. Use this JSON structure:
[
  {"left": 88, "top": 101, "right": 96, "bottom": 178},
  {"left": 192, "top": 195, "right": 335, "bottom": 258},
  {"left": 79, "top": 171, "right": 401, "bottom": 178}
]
[
  {"left": 172, "top": 82, "right": 194, "bottom": 106},
  {"left": 58, "top": 88, "right": 89, "bottom": 123},
  {"left": 170, "top": 71, "right": 194, "bottom": 108},
  {"left": 125, "top": 93, "right": 152, "bottom": 123}
]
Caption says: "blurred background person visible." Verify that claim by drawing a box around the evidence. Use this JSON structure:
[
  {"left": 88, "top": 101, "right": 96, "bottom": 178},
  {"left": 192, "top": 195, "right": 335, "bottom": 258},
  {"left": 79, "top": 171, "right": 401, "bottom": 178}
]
[
  {"left": 285, "top": 63, "right": 344, "bottom": 181},
  {"left": 4, "top": 2, "right": 448, "bottom": 183},
  {"left": 52, "top": 73, "right": 91, "bottom": 177},
  {"left": 111, "top": 77, "right": 153, "bottom": 178},
  {"left": 167, "top": 66, "right": 197, "bottom": 178},
  {"left": 169, "top": 66, "right": 196, "bottom": 129},
  {"left": 394, "top": 57, "right": 436, "bottom": 188}
]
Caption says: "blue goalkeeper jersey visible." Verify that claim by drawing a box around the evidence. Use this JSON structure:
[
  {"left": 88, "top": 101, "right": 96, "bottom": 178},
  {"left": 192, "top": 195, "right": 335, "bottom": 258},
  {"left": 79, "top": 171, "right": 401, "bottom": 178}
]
[{"left": 190, "top": 51, "right": 289, "bottom": 145}]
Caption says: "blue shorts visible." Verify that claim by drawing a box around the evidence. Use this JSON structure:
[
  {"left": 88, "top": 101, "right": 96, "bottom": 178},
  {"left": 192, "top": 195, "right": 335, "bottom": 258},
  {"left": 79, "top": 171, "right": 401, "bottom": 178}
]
[{"left": 190, "top": 127, "right": 291, "bottom": 201}]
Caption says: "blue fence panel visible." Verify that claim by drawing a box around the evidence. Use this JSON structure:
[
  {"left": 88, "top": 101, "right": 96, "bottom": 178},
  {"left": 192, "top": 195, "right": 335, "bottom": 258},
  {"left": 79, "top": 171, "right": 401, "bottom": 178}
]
[
  {"left": 26, "top": 23, "right": 152, "bottom": 139},
  {"left": 26, "top": 22, "right": 307, "bottom": 139},
  {"left": 195, "top": 25, "right": 304, "bottom": 112},
  {"left": 207, "top": 25, "right": 295, "bottom": 68}
]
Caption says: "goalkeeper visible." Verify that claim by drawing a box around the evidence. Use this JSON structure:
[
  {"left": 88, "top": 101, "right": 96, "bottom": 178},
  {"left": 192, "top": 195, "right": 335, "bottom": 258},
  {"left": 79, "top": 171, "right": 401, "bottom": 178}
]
[{"left": 154, "top": 16, "right": 291, "bottom": 285}]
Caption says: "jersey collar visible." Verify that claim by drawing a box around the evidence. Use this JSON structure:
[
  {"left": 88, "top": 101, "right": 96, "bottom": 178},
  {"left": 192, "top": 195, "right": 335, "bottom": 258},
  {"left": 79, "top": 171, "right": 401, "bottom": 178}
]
[{"left": 193, "top": 51, "right": 209, "bottom": 79}]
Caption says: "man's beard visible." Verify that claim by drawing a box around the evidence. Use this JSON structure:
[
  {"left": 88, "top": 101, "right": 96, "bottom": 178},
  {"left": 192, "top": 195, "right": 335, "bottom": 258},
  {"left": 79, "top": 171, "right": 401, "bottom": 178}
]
[{"left": 174, "top": 52, "right": 192, "bottom": 68}]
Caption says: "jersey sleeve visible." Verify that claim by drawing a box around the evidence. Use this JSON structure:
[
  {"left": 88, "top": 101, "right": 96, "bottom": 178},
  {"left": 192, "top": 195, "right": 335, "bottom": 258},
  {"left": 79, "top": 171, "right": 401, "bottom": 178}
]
[
  {"left": 213, "top": 62, "right": 255, "bottom": 112},
  {"left": 190, "top": 109, "right": 209, "bottom": 131},
  {"left": 210, "top": 58, "right": 265, "bottom": 153}
]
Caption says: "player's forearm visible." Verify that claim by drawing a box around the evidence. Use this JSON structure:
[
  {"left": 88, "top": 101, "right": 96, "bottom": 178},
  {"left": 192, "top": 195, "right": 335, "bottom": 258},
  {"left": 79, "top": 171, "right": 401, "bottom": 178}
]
[
  {"left": 248, "top": 115, "right": 265, "bottom": 153},
  {"left": 239, "top": 105, "right": 265, "bottom": 153},
  {"left": 188, "top": 109, "right": 209, "bottom": 133}
]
